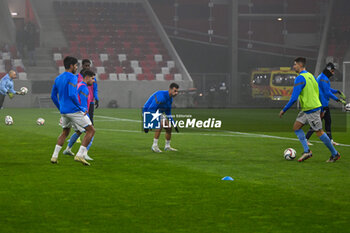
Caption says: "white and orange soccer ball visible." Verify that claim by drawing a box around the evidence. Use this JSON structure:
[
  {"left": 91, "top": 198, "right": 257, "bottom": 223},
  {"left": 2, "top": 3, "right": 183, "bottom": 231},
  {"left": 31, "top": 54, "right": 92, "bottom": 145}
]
[
  {"left": 36, "top": 118, "right": 45, "bottom": 126},
  {"left": 284, "top": 148, "right": 296, "bottom": 160}
]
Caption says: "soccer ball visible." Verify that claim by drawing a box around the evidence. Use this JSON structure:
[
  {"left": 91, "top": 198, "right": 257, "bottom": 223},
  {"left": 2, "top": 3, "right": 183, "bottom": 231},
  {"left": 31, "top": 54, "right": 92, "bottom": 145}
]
[
  {"left": 36, "top": 118, "right": 45, "bottom": 125},
  {"left": 20, "top": 87, "right": 28, "bottom": 94},
  {"left": 5, "top": 115, "right": 13, "bottom": 125},
  {"left": 284, "top": 148, "right": 296, "bottom": 160},
  {"left": 345, "top": 103, "right": 350, "bottom": 112}
]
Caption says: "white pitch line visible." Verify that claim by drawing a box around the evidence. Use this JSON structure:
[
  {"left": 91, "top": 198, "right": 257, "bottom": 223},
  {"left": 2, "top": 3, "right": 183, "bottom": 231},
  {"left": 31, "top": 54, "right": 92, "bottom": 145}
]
[
  {"left": 92, "top": 114, "right": 350, "bottom": 147},
  {"left": 95, "top": 115, "right": 141, "bottom": 123}
]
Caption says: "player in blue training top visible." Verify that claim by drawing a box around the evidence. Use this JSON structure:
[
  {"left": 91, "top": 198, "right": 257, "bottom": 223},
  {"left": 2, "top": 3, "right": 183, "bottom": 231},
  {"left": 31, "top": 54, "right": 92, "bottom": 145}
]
[
  {"left": 63, "top": 69, "right": 96, "bottom": 161},
  {"left": 0, "top": 70, "right": 24, "bottom": 110},
  {"left": 305, "top": 63, "right": 346, "bottom": 146},
  {"left": 50, "top": 56, "right": 95, "bottom": 166},
  {"left": 143, "top": 83, "right": 179, "bottom": 153},
  {"left": 279, "top": 57, "right": 341, "bottom": 163}
]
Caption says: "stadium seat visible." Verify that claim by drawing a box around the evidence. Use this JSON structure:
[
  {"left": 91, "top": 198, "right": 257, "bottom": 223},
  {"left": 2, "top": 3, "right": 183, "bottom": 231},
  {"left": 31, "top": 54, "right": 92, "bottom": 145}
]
[
  {"left": 56, "top": 60, "right": 64, "bottom": 67},
  {"left": 109, "top": 73, "right": 118, "bottom": 80},
  {"left": 59, "top": 66, "right": 65, "bottom": 73},
  {"left": 174, "top": 73, "right": 182, "bottom": 81},
  {"left": 53, "top": 53, "right": 62, "bottom": 61},
  {"left": 133, "top": 66, "right": 142, "bottom": 74},
  {"left": 115, "top": 66, "right": 124, "bottom": 73},
  {"left": 137, "top": 73, "right": 146, "bottom": 80},
  {"left": 167, "top": 60, "right": 175, "bottom": 68},
  {"left": 165, "top": 74, "right": 173, "bottom": 81},
  {"left": 156, "top": 73, "right": 164, "bottom": 81},
  {"left": 161, "top": 67, "right": 170, "bottom": 75},
  {"left": 118, "top": 54, "right": 127, "bottom": 62},
  {"left": 2, "top": 53, "right": 10, "bottom": 60},
  {"left": 100, "top": 53, "right": 108, "bottom": 62},
  {"left": 96, "top": 66, "right": 105, "bottom": 74},
  {"left": 118, "top": 73, "right": 127, "bottom": 81},
  {"left": 154, "top": 54, "right": 163, "bottom": 63},
  {"left": 18, "top": 72, "right": 27, "bottom": 80},
  {"left": 128, "top": 73, "right": 137, "bottom": 81},
  {"left": 16, "top": 66, "right": 24, "bottom": 73},
  {"left": 52, "top": 2, "right": 181, "bottom": 83},
  {"left": 99, "top": 73, "right": 108, "bottom": 80},
  {"left": 130, "top": 60, "right": 139, "bottom": 68},
  {"left": 13, "top": 59, "right": 24, "bottom": 67}
]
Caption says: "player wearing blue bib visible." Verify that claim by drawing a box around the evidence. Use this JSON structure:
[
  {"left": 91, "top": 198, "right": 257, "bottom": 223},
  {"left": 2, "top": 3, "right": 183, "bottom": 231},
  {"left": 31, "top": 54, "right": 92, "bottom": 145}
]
[{"left": 143, "top": 83, "right": 179, "bottom": 152}]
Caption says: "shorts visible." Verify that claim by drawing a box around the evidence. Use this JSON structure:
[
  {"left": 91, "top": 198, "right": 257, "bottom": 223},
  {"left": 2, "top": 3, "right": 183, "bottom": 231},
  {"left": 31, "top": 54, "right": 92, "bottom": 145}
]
[
  {"left": 296, "top": 110, "right": 322, "bottom": 131},
  {"left": 61, "top": 111, "right": 92, "bottom": 133}
]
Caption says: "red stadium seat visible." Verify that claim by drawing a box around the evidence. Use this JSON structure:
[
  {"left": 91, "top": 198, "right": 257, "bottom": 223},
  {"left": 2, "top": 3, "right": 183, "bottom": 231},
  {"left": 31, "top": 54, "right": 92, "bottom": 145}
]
[{"left": 99, "top": 73, "right": 108, "bottom": 80}]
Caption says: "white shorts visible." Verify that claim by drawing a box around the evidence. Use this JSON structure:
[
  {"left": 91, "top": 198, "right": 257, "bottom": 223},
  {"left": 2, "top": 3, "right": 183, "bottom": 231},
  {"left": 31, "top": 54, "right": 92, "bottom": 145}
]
[
  {"left": 296, "top": 110, "right": 322, "bottom": 131},
  {"left": 61, "top": 111, "right": 92, "bottom": 133}
]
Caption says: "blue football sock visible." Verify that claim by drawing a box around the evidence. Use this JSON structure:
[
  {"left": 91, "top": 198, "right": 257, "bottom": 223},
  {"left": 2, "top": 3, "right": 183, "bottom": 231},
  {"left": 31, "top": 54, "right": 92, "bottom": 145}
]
[
  {"left": 294, "top": 129, "right": 309, "bottom": 153},
  {"left": 68, "top": 133, "right": 80, "bottom": 148},
  {"left": 319, "top": 133, "right": 338, "bottom": 156},
  {"left": 86, "top": 136, "right": 94, "bottom": 151}
]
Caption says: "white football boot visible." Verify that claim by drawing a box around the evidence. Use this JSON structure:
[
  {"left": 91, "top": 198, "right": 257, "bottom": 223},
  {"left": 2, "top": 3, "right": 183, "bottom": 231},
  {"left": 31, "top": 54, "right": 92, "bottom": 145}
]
[
  {"left": 63, "top": 148, "right": 75, "bottom": 156},
  {"left": 84, "top": 154, "right": 94, "bottom": 161},
  {"left": 164, "top": 147, "right": 178, "bottom": 152},
  {"left": 152, "top": 145, "right": 162, "bottom": 153}
]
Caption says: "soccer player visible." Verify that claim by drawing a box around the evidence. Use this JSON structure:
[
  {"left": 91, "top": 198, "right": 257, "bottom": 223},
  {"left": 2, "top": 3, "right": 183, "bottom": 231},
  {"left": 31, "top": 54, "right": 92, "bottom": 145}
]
[
  {"left": 63, "top": 69, "right": 95, "bottom": 160},
  {"left": 0, "top": 70, "right": 24, "bottom": 110},
  {"left": 50, "top": 56, "right": 95, "bottom": 166},
  {"left": 143, "top": 83, "right": 179, "bottom": 152},
  {"left": 80, "top": 59, "right": 99, "bottom": 123},
  {"left": 279, "top": 57, "right": 341, "bottom": 163},
  {"left": 305, "top": 63, "right": 347, "bottom": 146}
]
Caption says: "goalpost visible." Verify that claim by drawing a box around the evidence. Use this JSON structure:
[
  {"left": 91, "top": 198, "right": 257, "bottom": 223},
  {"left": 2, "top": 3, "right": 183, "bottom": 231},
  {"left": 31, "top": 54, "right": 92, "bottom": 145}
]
[{"left": 342, "top": 61, "right": 350, "bottom": 110}]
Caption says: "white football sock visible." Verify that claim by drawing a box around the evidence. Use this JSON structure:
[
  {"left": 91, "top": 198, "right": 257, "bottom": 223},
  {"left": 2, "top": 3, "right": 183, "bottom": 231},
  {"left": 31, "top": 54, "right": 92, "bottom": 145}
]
[
  {"left": 52, "top": 145, "right": 62, "bottom": 158},
  {"left": 165, "top": 140, "right": 171, "bottom": 148},
  {"left": 152, "top": 139, "right": 158, "bottom": 147},
  {"left": 76, "top": 146, "right": 87, "bottom": 157}
]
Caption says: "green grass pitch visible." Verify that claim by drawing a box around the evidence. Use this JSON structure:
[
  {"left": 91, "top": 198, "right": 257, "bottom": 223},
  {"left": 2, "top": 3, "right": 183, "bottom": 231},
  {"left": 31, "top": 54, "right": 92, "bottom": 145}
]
[{"left": 0, "top": 108, "right": 349, "bottom": 233}]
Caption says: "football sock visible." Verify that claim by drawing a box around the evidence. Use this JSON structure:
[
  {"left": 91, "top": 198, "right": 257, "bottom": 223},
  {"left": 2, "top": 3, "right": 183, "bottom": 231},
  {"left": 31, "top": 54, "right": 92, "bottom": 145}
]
[
  {"left": 294, "top": 129, "right": 309, "bottom": 153},
  {"left": 52, "top": 145, "right": 62, "bottom": 158},
  {"left": 87, "top": 136, "right": 94, "bottom": 151},
  {"left": 165, "top": 140, "right": 171, "bottom": 148},
  {"left": 68, "top": 133, "right": 80, "bottom": 148},
  {"left": 153, "top": 138, "right": 158, "bottom": 147},
  {"left": 319, "top": 133, "right": 338, "bottom": 156}
]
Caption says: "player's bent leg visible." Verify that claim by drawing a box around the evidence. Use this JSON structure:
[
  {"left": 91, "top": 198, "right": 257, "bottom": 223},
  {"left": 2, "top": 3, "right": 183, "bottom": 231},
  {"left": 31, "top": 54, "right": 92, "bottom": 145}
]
[
  {"left": 305, "top": 127, "right": 314, "bottom": 146},
  {"left": 72, "top": 113, "right": 94, "bottom": 166},
  {"left": 293, "top": 121, "right": 311, "bottom": 161},
  {"left": 63, "top": 131, "right": 81, "bottom": 156},
  {"left": 84, "top": 136, "right": 94, "bottom": 161},
  {"left": 315, "top": 130, "right": 339, "bottom": 162}
]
